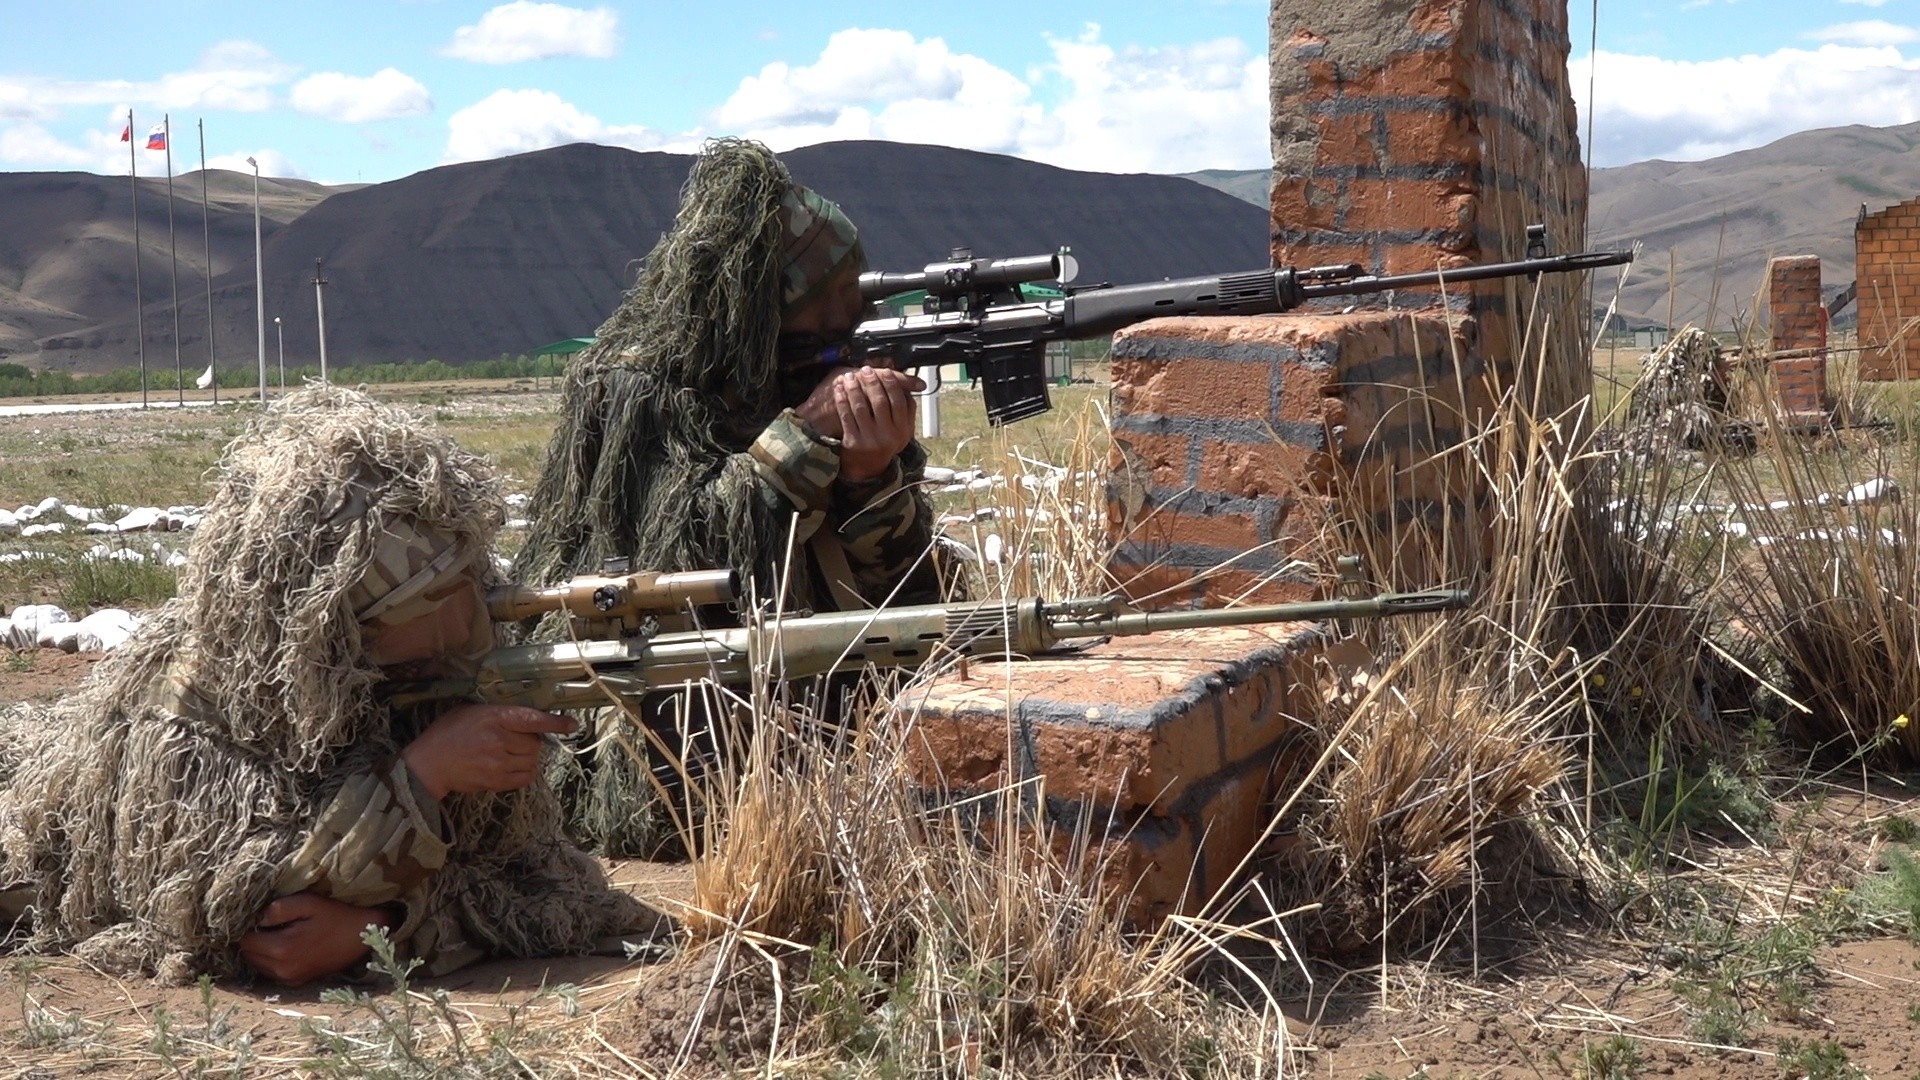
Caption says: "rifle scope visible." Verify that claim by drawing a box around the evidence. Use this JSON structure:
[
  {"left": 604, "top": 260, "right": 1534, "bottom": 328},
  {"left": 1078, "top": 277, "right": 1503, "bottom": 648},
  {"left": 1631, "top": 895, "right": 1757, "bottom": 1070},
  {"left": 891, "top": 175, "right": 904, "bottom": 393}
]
[
  {"left": 487, "top": 568, "right": 739, "bottom": 624},
  {"left": 860, "top": 248, "right": 1078, "bottom": 302}
]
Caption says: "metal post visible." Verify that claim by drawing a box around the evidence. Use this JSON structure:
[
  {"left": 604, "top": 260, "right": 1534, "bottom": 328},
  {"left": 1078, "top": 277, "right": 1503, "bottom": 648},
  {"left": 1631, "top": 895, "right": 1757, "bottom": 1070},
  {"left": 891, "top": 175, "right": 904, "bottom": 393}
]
[
  {"left": 917, "top": 376, "right": 941, "bottom": 439},
  {"left": 274, "top": 316, "right": 285, "bottom": 393},
  {"left": 249, "top": 156, "right": 265, "bottom": 406},
  {"left": 198, "top": 121, "right": 218, "bottom": 404},
  {"left": 127, "top": 109, "right": 147, "bottom": 410},
  {"left": 313, "top": 260, "right": 329, "bottom": 385},
  {"left": 163, "top": 114, "right": 182, "bottom": 404}
]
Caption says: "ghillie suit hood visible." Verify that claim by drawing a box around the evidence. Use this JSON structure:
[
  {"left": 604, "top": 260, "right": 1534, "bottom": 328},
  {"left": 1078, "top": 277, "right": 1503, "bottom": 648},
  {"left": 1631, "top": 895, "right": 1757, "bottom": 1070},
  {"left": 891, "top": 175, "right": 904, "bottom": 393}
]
[
  {"left": 0, "top": 386, "right": 640, "bottom": 983},
  {"left": 511, "top": 137, "right": 916, "bottom": 606}
]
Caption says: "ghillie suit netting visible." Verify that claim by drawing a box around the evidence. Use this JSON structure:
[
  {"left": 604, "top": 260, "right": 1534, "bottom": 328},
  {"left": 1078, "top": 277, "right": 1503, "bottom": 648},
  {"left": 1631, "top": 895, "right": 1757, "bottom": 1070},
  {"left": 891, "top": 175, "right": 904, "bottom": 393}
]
[
  {"left": 511, "top": 139, "right": 939, "bottom": 855},
  {"left": 0, "top": 386, "right": 642, "bottom": 984},
  {"left": 1625, "top": 326, "right": 1748, "bottom": 454}
]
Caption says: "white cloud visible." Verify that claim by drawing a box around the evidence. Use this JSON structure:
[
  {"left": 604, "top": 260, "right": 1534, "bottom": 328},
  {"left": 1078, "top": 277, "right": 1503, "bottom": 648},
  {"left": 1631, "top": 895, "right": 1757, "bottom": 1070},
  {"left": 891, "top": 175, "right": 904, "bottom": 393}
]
[
  {"left": 291, "top": 69, "right": 433, "bottom": 123},
  {"left": 1574, "top": 44, "right": 1920, "bottom": 166},
  {"left": 0, "top": 41, "right": 292, "bottom": 120},
  {"left": 442, "top": 88, "right": 678, "bottom": 162},
  {"left": 1804, "top": 20, "right": 1920, "bottom": 46},
  {"left": 1841, "top": 0, "right": 1891, "bottom": 7},
  {"left": 442, "top": 2, "right": 619, "bottom": 63},
  {"left": 204, "top": 149, "right": 307, "bottom": 179},
  {"left": 0, "top": 123, "right": 103, "bottom": 169},
  {"left": 710, "top": 25, "right": 1268, "bottom": 173}
]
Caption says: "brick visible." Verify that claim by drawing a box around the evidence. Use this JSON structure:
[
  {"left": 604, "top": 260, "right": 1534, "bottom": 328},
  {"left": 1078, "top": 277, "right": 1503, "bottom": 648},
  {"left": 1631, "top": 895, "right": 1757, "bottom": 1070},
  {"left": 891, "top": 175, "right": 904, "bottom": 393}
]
[
  {"left": 1127, "top": 508, "right": 1268, "bottom": 554},
  {"left": 1196, "top": 438, "right": 1328, "bottom": 497},
  {"left": 1124, "top": 358, "right": 1276, "bottom": 422},
  {"left": 1109, "top": 429, "right": 1194, "bottom": 490},
  {"left": 1341, "top": 177, "right": 1475, "bottom": 234},
  {"left": 1385, "top": 108, "right": 1479, "bottom": 167},
  {"left": 1314, "top": 111, "right": 1384, "bottom": 170}
]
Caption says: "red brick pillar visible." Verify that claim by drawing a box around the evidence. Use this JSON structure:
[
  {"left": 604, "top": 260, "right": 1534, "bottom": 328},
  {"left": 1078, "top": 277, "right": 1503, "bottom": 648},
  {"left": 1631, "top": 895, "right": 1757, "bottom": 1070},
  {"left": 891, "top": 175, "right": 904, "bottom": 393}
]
[
  {"left": 1108, "top": 312, "right": 1474, "bottom": 608},
  {"left": 1767, "top": 256, "right": 1831, "bottom": 418},
  {"left": 1268, "top": 0, "right": 1589, "bottom": 404},
  {"left": 1856, "top": 199, "right": 1920, "bottom": 381}
]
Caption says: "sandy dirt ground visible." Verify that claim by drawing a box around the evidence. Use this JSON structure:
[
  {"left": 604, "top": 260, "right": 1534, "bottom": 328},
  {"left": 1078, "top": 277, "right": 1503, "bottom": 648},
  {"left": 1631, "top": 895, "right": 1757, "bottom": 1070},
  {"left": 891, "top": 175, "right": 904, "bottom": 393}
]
[{"left": 3, "top": 657, "right": 1920, "bottom": 1076}]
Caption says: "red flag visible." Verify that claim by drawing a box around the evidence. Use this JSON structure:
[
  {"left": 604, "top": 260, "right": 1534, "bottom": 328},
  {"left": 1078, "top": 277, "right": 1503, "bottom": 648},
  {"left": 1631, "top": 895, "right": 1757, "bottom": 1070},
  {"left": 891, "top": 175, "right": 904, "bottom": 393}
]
[
  {"left": 145, "top": 126, "right": 166, "bottom": 151},
  {"left": 119, "top": 122, "right": 131, "bottom": 143}
]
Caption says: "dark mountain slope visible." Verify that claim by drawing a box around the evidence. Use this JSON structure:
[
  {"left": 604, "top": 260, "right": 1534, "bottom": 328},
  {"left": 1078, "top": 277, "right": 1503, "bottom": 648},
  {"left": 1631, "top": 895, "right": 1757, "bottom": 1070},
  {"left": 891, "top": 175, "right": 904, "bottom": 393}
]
[{"left": 8, "top": 141, "right": 1271, "bottom": 373}]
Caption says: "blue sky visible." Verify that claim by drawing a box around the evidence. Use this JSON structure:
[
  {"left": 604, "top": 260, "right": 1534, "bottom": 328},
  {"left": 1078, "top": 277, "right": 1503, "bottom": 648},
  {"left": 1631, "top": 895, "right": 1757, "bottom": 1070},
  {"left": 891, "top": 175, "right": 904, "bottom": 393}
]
[{"left": 3, "top": 0, "right": 1919, "bottom": 183}]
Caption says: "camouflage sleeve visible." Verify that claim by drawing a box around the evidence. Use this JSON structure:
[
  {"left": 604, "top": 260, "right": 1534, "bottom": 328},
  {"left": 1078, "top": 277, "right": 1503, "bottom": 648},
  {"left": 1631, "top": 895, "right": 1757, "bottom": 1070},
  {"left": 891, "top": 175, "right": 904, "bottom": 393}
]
[
  {"left": 745, "top": 409, "right": 843, "bottom": 545},
  {"left": 829, "top": 443, "right": 942, "bottom": 606},
  {"left": 273, "top": 756, "right": 450, "bottom": 946}
]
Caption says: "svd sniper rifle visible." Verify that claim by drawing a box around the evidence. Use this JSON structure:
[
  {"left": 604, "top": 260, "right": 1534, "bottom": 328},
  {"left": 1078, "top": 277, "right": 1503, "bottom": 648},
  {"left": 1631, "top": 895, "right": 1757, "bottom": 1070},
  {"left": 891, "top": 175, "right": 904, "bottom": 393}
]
[
  {"left": 850, "top": 224, "right": 1633, "bottom": 425},
  {"left": 388, "top": 565, "right": 1468, "bottom": 712}
]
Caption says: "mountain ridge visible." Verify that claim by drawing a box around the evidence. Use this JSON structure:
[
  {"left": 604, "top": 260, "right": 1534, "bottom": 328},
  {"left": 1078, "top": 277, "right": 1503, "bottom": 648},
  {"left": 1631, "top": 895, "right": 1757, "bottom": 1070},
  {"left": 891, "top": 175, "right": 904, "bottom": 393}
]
[{"left": 1, "top": 142, "right": 1270, "bottom": 374}]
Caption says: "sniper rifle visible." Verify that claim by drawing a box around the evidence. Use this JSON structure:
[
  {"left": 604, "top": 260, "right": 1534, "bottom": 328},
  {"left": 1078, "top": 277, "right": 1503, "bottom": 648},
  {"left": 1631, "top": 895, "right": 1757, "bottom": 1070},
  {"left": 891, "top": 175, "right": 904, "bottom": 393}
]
[
  {"left": 846, "top": 224, "right": 1633, "bottom": 425},
  {"left": 386, "top": 565, "right": 1468, "bottom": 712}
]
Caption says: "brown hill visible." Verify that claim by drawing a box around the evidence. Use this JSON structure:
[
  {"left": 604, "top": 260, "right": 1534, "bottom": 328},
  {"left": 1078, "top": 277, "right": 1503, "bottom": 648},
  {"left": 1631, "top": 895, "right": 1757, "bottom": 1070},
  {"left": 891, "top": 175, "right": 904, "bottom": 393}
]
[
  {"left": 0, "top": 171, "right": 344, "bottom": 370},
  {"left": 1185, "top": 123, "right": 1920, "bottom": 331},
  {"left": 6, "top": 142, "right": 1270, "bottom": 374}
]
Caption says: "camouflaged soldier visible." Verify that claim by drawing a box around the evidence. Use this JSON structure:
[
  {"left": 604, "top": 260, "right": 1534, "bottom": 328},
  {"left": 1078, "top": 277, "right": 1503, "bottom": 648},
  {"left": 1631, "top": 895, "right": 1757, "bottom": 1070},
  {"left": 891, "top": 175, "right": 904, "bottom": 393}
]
[
  {"left": 512, "top": 139, "right": 944, "bottom": 853},
  {"left": 0, "top": 388, "right": 658, "bottom": 985}
]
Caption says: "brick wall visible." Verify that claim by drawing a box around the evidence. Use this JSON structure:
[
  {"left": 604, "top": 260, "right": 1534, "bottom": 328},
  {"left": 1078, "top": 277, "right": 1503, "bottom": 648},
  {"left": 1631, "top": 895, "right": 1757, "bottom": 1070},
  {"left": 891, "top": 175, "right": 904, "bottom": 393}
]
[
  {"left": 1269, "top": 0, "right": 1589, "bottom": 405},
  {"left": 1108, "top": 312, "right": 1478, "bottom": 607},
  {"left": 901, "top": 624, "right": 1338, "bottom": 925},
  {"left": 1766, "top": 255, "right": 1831, "bottom": 416},
  {"left": 1102, "top": 0, "right": 1592, "bottom": 609},
  {"left": 1857, "top": 198, "right": 1920, "bottom": 380}
]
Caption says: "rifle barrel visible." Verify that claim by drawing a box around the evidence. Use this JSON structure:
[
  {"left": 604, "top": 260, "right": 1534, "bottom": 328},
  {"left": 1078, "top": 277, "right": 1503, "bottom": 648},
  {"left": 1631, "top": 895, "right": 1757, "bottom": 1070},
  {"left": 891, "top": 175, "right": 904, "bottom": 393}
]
[
  {"left": 1300, "top": 250, "right": 1632, "bottom": 300},
  {"left": 1046, "top": 589, "right": 1470, "bottom": 639}
]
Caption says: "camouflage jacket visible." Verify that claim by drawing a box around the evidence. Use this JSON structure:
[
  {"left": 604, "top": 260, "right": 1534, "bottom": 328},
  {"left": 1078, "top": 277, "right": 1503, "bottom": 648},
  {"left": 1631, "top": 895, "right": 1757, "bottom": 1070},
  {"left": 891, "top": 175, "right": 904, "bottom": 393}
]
[{"left": 746, "top": 409, "right": 942, "bottom": 611}]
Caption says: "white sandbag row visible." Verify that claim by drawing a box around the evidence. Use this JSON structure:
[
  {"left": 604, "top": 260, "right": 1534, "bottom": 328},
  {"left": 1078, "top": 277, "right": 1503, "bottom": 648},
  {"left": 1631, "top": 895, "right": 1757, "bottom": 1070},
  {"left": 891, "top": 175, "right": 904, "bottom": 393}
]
[
  {"left": 0, "top": 542, "right": 187, "bottom": 567},
  {"left": 0, "top": 497, "right": 205, "bottom": 536},
  {"left": 0, "top": 605, "right": 141, "bottom": 653}
]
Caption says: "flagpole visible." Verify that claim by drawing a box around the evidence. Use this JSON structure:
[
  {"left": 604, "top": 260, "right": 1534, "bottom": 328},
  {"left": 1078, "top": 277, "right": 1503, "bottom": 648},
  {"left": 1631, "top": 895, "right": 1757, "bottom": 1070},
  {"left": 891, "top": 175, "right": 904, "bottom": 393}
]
[
  {"left": 163, "top": 114, "right": 182, "bottom": 405},
  {"left": 127, "top": 109, "right": 148, "bottom": 410},
  {"left": 198, "top": 119, "right": 216, "bottom": 405},
  {"left": 249, "top": 157, "right": 266, "bottom": 407}
]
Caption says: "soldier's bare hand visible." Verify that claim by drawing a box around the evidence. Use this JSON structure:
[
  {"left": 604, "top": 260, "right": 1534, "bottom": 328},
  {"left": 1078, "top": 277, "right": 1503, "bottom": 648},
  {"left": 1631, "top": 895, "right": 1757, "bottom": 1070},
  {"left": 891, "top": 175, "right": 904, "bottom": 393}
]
[
  {"left": 400, "top": 704, "right": 576, "bottom": 800},
  {"left": 836, "top": 367, "right": 924, "bottom": 482},
  {"left": 240, "top": 892, "right": 393, "bottom": 986},
  {"left": 792, "top": 368, "right": 850, "bottom": 439}
]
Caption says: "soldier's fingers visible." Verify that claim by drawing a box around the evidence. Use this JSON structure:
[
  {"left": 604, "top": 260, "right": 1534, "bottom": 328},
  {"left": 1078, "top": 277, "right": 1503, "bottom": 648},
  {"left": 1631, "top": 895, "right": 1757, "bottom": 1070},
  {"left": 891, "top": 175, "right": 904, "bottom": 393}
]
[
  {"left": 837, "top": 376, "right": 878, "bottom": 443},
  {"left": 875, "top": 368, "right": 926, "bottom": 394},
  {"left": 495, "top": 709, "right": 578, "bottom": 735},
  {"left": 853, "top": 367, "right": 893, "bottom": 422}
]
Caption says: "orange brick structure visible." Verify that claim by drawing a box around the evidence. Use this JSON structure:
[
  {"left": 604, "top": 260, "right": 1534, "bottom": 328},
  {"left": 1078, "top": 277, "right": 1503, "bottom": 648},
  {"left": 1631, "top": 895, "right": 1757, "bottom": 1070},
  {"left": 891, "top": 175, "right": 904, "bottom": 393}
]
[
  {"left": 1105, "top": 0, "right": 1590, "bottom": 609},
  {"left": 1107, "top": 312, "right": 1476, "bottom": 607},
  {"left": 899, "top": 624, "right": 1335, "bottom": 924},
  {"left": 1856, "top": 198, "right": 1920, "bottom": 380},
  {"left": 1766, "top": 255, "right": 1832, "bottom": 417},
  {"left": 1267, "top": 0, "right": 1588, "bottom": 373},
  {"left": 905, "top": 0, "right": 1592, "bottom": 926}
]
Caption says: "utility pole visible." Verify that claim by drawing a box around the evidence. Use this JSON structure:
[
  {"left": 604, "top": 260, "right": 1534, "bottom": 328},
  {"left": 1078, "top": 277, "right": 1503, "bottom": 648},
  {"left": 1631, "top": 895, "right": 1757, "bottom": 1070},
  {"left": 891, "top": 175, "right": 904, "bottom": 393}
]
[
  {"left": 313, "top": 259, "right": 329, "bottom": 386},
  {"left": 249, "top": 156, "right": 265, "bottom": 406},
  {"left": 163, "top": 113, "right": 182, "bottom": 404},
  {"left": 127, "top": 108, "right": 148, "bottom": 409},
  {"left": 198, "top": 119, "right": 216, "bottom": 405}
]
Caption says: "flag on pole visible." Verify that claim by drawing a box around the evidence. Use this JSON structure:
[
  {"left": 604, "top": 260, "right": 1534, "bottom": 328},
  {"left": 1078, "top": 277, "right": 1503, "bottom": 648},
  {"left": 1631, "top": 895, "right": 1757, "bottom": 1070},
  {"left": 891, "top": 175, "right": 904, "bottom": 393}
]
[
  {"left": 119, "top": 122, "right": 131, "bottom": 143},
  {"left": 145, "top": 126, "right": 167, "bottom": 151}
]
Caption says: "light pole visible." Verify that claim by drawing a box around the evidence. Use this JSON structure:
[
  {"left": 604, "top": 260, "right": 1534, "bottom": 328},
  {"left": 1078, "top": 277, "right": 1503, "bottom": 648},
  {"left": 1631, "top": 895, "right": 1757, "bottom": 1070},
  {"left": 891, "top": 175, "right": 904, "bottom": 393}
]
[
  {"left": 313, "top": 259, "right": 329, "bottom": 386},
  {"left": 274, "top": 316, "right": 284, "bottom": 394},
  {"left": 248, "top": 156, "right": 266, "bottom": 406}
]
